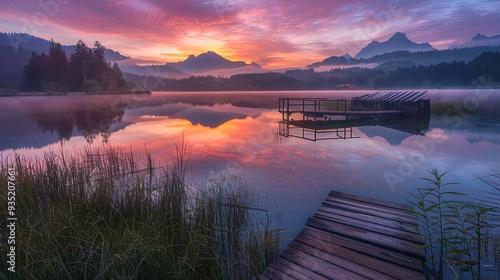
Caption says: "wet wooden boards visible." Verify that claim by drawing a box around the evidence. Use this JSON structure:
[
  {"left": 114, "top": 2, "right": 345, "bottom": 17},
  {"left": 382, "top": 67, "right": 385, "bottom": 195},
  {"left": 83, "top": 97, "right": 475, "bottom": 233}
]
[{"left": 263, "top": 191, "right": 425, "bottom": 280}]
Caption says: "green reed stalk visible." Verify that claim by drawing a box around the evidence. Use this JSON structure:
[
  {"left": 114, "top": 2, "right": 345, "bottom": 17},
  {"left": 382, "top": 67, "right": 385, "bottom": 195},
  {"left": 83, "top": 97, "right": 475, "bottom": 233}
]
[
  {"left": 0, "top": 144, "right": 280, "bottom": 279},
  {"left": 411, "top": 170, "right": 500, "bottom": 280}
]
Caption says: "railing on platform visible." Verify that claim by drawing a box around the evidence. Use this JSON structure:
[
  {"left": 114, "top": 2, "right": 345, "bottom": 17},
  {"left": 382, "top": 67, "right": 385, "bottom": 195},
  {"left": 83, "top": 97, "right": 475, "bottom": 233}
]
[
  {"left": 277, "top": 95, "right": 431, "bottom": 142},
  {"left": 279, "top": 96, "right": 430, "bottom": 121},
  {"left": 278, "top": 98, "right": 352, "bottom": 122}
]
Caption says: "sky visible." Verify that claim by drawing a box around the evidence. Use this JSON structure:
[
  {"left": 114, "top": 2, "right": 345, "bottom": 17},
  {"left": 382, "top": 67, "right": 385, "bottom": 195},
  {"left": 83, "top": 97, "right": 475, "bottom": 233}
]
[{"left": 1, "top": 0, "right": 499, "bottom": 68}]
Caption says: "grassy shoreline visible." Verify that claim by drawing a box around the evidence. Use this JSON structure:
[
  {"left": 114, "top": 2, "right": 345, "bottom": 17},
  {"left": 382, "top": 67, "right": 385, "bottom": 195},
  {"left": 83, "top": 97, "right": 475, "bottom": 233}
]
[{"left": 0, "top": 145, "right": 280, "bottom": 279}]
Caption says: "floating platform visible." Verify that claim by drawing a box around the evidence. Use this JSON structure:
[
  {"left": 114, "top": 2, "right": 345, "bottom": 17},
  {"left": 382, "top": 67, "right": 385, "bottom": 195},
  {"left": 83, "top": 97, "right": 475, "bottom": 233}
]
[
  {"left": 279, "top": 91, "right": 430, "bottom": 121},
  {"left": 278, "top": 91, "right": 431, "bottom": 141},
  {"left": 263, "top": 191, "right": 426, "bottom": 280}
]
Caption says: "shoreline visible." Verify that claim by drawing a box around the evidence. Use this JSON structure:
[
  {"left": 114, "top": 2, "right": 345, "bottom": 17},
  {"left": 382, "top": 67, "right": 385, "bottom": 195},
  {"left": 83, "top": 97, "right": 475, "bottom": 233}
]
[
  {"left": 0, "top": 89, "right": 151, "bottom": 97},
  {"left": 1, "top": 87, "right": 499, "bottom": 97}
]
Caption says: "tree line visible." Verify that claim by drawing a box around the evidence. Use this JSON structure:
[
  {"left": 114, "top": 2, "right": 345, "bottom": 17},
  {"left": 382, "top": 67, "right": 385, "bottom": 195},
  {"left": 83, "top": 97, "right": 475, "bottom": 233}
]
[
  {"left": 366, "top": 51, "right": 500, "bottom": 88},
  {"left": 0, "top": 46, "right": 32, "bottom": 90},
  {"left": 297, "top": 51, "right": 500, "bottom": 89},
  {"left": 23, "top": 39, "right": 127, "bottom": 92}
]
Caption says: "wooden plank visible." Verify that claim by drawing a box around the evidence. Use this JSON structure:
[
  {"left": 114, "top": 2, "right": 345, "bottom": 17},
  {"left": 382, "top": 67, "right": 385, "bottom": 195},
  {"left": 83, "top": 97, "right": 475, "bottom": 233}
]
[
  {"left": 384, "top": 91, "right": 409, "bottom": 101},
  {"left": 264, "top": 265, "right": 297, "bottom": 280},
  {"left": 356, "top": 93, "right": 377, "bottom": 101},
  {"left": 281, "top": 246, "right": 366, "bottom": 280},
  {"left": 321, "top": 200, "right": 418, "bottom": 232},
  {"left": 366, "top": 91, "right": 386, "bottom": 100},
  {"left": 302, "top": 110, "right": 405, "bottom": 116},
  {"left": 324, "top": 198, "right": 417, "bottom": 223},
  {"left": 352, "top": 93, "right": 371, "bottom": 101},
  {"left": 307, "top": 215, "right": 424, "bottom": 258},
  {"left": 390, "top": 91, "right": 417, "bottom": 102},
  {"left": 381, "top": 91, "right": 407, "bottom": 101},
  {"left": 380, "top": 90, "right": 403, "bottom": 101},
  {"left": 297, "top": 229, "right": 425, "bottom": 279},
  {"left": 314, "top": 210, "right": 423, "bottom": 244},
  {"left": 323, "top": 198, "right": 418, "bottom": 225},
  {"left": 363, "top": 92, "right": 382, "bottom": 100},
  {"left": 317, "top": 205, "right": 419, "bottom": 234},
  {"left": 328, "top": 191, "right": 412, "bottom": 211},
  {"left": 324, "top": 195, "right": 417, "bottom": 220},
  {"left": 412, "top": 90, "right": 427, "bottom": 102},
  {"left": 288, "top": 240, "right": 398, "bottom": 279},
  {"left": 401, "top": 91, "right": 424, "bottom": 102},
  {"left": 306, "top": 216, "right": 424, "bottom": 259},
  {"left": 408, "top": 91, "right": 427, "bottom": 102},
  {"left": 303, "top": 226, "right": 425, "bottom": 272},
  {"left": 272, "top": 256, "right": 330, "bottom": 280},
  {"left": 263, "top": 191, "right": 425, "bottom": 279},
  {"left": 402, "top": 91, "right": 423, "bottom": 102},
  {"left": 377, "top": 91, "right": 397, "bottom": 101},
  {"left": 387, "top": 91, "right": 414, "bottom": 101}
]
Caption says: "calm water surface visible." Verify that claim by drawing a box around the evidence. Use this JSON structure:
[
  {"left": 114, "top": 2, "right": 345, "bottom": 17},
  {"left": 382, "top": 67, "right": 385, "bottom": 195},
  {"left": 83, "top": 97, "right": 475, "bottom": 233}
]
[{"left": 1, "top": 89, "right": 500, "bottom": 240}]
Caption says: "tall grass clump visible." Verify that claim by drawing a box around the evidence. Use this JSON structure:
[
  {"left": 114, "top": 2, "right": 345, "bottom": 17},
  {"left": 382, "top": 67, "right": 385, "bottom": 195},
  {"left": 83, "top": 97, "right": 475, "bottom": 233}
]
[
  {"left": 411, "top": 169, "right": 500, "bottom": 280},
  {"left": 0, "top": 144, "right": 281, "bottom": 279}
]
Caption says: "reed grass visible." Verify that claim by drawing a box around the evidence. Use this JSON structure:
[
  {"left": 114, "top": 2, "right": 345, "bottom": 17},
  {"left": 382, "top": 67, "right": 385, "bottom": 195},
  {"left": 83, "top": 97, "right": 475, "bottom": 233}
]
[
  {"left": 0, "top": 144, "right": 280, "bottom": 279},
  {"left": 410, "top": 169, "right": 500, "bottom": 280}
]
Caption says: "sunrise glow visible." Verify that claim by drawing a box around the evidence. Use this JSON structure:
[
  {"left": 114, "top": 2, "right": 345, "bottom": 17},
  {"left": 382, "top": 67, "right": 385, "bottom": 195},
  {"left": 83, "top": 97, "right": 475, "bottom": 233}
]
[{"left": 1, "top": 0, "right": 499, "bottom": 68}]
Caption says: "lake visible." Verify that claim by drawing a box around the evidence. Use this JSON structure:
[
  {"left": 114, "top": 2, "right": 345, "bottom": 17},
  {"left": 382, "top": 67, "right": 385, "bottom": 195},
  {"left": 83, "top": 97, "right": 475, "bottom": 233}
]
[{"left": 1, "top": 89, "right": 500, "bottom": 240}]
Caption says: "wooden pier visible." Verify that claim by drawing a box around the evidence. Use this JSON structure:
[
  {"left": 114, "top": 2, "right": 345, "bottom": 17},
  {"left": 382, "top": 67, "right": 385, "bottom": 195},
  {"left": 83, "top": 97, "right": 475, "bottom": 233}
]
[
  {"left": 278, "top": 91, "right": 430, "bottom": 122},
  {"left": 263, "top": 191, "right": 426, "bottom": 280},
  {"left": 278, "top": 91, "right": 431, "bottom": 141}
]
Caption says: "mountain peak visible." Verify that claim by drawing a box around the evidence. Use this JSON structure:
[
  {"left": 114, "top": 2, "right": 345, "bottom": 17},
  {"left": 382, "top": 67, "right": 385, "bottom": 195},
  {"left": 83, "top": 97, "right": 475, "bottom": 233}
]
[
  {"left": 354, "top": 32, "right": 433, "bottom": 59},
  {"left": 388, "top": 32, "right": 410, "bottom": 42},
  {"left": 200, "top": 51, "right": 221, "bottom": 57},
  {"left": 167, "top": 51, "right": 248, "bottom": 74},
  {"left": 472, "top": 33, "right": 488, "bottom": 41},
  {"left": 452, "top": 33, "right": 500, "bottom": 48},
  {"left": 342, "top": 53, "right": 353, "bottom": 60},
  {"left": 185, "top": 54, "right": 196, "bottom": 61},
  {"left": 250, "top": 61, "right": 262, "bottom": 68}
]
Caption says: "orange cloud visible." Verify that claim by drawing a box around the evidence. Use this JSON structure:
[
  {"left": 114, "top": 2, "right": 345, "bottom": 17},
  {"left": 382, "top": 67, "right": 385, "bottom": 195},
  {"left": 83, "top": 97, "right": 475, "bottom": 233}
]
[{"left": 1, "top": 0, "right": 500, "bottom": 68}]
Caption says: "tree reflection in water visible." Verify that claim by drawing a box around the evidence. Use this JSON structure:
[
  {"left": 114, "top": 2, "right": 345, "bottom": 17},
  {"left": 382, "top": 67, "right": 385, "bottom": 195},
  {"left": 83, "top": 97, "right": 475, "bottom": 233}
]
[{"left": 29, "top": 95, "right": 132, "bottom": 144}]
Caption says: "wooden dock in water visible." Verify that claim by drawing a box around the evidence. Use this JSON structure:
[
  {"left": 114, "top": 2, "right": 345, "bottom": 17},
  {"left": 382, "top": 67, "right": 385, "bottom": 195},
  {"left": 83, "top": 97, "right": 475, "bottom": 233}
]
[
  {"left": 263, "top": 191, "right": 426, "bottom": 280},
  {"left": 278, "top": 91, "right": 431, "bottom": 141},
  {"left": 278, "top": 91, "right": 430, "bottom": 121}
]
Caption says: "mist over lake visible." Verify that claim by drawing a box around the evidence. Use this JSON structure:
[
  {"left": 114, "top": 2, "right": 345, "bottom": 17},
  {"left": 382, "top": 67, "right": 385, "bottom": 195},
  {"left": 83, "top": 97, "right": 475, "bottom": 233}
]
[{"left": 1, "top": 89, "right": 499, "bottom": 240}]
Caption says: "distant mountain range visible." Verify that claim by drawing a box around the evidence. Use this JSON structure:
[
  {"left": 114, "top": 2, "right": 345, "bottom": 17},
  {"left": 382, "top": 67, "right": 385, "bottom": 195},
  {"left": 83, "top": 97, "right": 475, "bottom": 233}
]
[
  {"left": 1, "top": 31, "right": 500, "bottom": 89},
  {"left": 355, "top": 32, "right": 434, "bottom": 59},
  {"left": 119, "top": 64, "right": 190, "bottom": 80},
  {"left": 120, "top": 51, "right": 263, "bottom": 79},
  {"left": 451, "top": 33, "right": 500, "bottom": 49},
  {"left": 166, "top": 51, "right": 260, "bottom": 74},
  {"left": 308, "top": 32, "right": 500, "bottom": 70}
]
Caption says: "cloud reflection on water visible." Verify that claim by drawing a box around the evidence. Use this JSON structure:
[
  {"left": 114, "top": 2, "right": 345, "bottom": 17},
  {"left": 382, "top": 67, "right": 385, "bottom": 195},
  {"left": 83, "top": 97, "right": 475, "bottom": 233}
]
[{"left": 1, "top": 91, "right": 500, "bottom": 239}]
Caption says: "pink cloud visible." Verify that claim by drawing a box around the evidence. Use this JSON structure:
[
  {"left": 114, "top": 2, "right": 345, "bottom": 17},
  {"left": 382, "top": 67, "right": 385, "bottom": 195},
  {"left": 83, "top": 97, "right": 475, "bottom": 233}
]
[{"left": 0, "top": 0, "right": 499, "bottom": 68}]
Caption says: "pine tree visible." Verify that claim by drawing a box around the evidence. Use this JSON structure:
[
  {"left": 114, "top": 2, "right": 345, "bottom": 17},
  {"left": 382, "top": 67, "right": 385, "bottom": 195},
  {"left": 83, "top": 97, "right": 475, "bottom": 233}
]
[
  {"left": 68, "top": 39, "right": 92, "bottom": 90},
  {"left": 86, "top": 41, "right": 110, "bottom": 80},
  {"left": 112, "top": 62, "right": 126, "bottom": 88},
  {"left": 48, "top": 39, "right": 69, "bottom": 87},
  {"left": 23, "top": 51, "right": 49, "bottom": 91}
]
